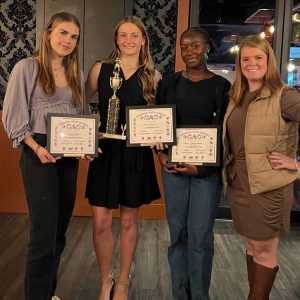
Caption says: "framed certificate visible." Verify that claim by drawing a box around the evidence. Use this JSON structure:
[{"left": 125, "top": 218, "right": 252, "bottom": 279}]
[
  {"left": 47, "top": 113, "right": 99, "bottom": 157},
  {"left": 169, "top": 126, "right": 220, "bottom": 166},
  {"left": 125, "top": 104, "right": 176, "bottom": 147}
]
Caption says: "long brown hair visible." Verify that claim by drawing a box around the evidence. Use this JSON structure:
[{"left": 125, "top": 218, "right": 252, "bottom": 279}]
[
  {"left": 33, "top": 12, "right": 82, "bottom": 106},
  {"left": 230, "top": 35, "right": 283, "bottom": 104},
  {"left": 104, "top": 16, "right": 156, "bottom": 104}
]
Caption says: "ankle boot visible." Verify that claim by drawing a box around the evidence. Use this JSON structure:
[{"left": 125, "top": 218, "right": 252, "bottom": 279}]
[
  {"left": 246, "top": 252, "right": 254, "bottom": 291},
  {"left": 247, "top": 261, "right": 278, "bottom": 300}
]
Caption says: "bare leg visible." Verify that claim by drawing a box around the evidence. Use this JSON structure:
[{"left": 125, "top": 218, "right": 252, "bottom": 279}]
[
  {"left": 247, "top": 237, "right": 279, "bottom": 268},
  {"left": 92, "top": 206, "right": 115, "bottom": 300},
  {"left": 113, "top": 206, "right": 139, "bottom": 300}
]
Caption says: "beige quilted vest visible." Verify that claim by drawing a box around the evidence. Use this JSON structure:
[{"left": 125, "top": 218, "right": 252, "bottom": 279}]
[{"left": 223, "top": 86, "right": 299, "bottom": 194}]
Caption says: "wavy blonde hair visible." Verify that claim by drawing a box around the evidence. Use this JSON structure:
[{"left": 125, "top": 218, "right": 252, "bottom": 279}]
[
  {"left": 230, "top": 35, "right": 283, "bottom": 104},
  {"left": 104, "top": 16, "right": 156, "bottom": 104},
  {"left": 33, "top": 12, "right": 82, "bottom": 106}
]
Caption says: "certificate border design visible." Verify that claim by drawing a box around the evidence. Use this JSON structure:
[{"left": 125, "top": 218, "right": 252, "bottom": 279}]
[
  {"left": 46, "top": 113, "right": 99, "bottom": 157},
  {"left": 125, "top": 104, "right": 177, "bottom": 147},
  {"left": 169, "top": 125, "right": 221, "bottom": 166}
]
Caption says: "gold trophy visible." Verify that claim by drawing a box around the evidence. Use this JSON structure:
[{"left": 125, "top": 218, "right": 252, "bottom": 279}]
[{"left": 99, "top": 58, "right": 127, "bottom": 140}]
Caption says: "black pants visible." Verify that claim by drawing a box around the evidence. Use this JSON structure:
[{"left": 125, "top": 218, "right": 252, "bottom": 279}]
[{"left": 19, "top": 134, "right": 79, "bottom": 300}]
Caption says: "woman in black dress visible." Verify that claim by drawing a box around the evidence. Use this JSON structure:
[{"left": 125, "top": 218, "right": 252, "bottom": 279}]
[{"left": 85, "top": 16, "right": 160, "bottom": 300}]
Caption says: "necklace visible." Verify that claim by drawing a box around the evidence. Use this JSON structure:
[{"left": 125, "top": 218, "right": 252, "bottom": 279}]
[
  {"left": 120, "top": 62, "right": 141, "bottom": 71},
  {"left": 53, "top": 65, "right": 63, "bottom": 72}
]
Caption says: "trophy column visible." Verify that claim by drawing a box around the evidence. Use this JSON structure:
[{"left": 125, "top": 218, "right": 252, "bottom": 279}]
[{"left": 99, "top": 58, "right": 127, "bottom": 140}]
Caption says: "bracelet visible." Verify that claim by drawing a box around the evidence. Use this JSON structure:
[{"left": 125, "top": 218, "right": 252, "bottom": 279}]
[
  {"left": 34, "top": 145, "right": 41, "bottom": 155},
  {"left": 295, "top": 157, "right": 300, "bottom": 171}
]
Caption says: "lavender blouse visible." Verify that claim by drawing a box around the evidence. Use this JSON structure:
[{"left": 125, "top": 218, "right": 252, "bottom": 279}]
[{"left": 2, "top": 58, "right": 84, "bottom": 148}]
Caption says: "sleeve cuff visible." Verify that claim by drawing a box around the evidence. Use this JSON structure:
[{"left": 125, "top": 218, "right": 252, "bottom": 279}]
[{"left": 11, "top": 129, "right": 33, "bottom": 148}]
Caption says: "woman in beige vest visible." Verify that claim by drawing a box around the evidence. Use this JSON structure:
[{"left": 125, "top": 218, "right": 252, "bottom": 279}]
[{"left": 223, "top": 35, "right": 300, "bottom": 299}]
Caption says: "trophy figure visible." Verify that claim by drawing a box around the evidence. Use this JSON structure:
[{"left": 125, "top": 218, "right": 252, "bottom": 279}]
[{"left": 99, "top": 58, "right": 127, "bottom": 140}]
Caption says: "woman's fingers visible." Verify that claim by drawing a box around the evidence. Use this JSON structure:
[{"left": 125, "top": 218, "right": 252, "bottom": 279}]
[
  {"left": 150, "top": 142, "right": 169, "bottom": 150},
  {"left": 84, "top": 155, "right": 94, "bottom": 161},
  {"left": 268, "top": 152, "right": 297, "bottom": 170},
  {"left": 37, "top": 147, "right": 56, "bottom": 163}
]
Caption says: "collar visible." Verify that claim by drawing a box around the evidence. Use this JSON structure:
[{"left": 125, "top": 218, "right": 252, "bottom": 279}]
[{"left": 253, "top": 87, "right": 272, "bottom": 101}]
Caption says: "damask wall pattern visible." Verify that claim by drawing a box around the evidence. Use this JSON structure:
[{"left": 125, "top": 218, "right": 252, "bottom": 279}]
[
  {"left": 133, "top": 0, "right": 177, "bottom": 76},
  {"left": 0, "top": 0, "right": 176, "bottom": 106},
  {"left": 0, "top": 0, "right": 36, "bottom": 107}
]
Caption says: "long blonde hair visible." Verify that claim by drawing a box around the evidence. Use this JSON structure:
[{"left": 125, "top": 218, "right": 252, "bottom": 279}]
[
  {"left": 104, "top": 16, "right": 156, "bottom": 104},
  {"left": 33, "top": 12, "right": 82, "bottom": 106},
  {"left": 230, "top": 35, "right": 283, "bottom": 104}
]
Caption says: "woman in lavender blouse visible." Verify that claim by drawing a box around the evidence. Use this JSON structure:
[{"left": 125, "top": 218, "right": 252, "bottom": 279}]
[{"left": 3, "top": 12, "right": 83, "bottom": 300}]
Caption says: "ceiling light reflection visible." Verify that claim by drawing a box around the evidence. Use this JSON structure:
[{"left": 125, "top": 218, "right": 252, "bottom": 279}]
[
  {"left": 260, "top": 32, "right": 266, "bottom": 39},
  {"left": 230, "top": 45, "right": 239, "bottom": 53},
  {"left": 288, "top": 62, "right": 296, "bottom": 72}
]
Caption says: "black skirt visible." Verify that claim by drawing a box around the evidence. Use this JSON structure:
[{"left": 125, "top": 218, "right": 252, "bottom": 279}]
[{"left": 85, "top": 139, "right": 161, "bottom": 208}]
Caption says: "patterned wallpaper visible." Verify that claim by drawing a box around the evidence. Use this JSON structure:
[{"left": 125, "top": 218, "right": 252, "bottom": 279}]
[
  {"left": 0, "top": 0, "right": 36, "bottom": 108},
  {"left": 0, "top": 0, "right": 177, "bottom": 107},
  {"left": 133, "top": 0, "right": 177, "bottom": 76}
]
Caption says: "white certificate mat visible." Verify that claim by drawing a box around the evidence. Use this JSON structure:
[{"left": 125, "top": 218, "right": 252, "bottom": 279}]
[
  {"left": 126, "top": 104, "right": 176, "bottom": 147},
  {"left": 169, "top": 126, "right": 220, "bottom": 166},
  {"left": 47, "top": 113, "right": 99, "bottom": 157}
]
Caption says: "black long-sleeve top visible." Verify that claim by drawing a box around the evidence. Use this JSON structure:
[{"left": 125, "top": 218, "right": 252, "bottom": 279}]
[{"left": 156, "top": 71, "right": 231, "bottom": 177}]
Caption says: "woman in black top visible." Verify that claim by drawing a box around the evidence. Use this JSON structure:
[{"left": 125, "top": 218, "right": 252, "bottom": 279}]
[
  {"left": 85, "top": 16, "right": 160, "bottom": 300},
  {"left": 156, "top": 27, "right": 230, "bottom": 300}
]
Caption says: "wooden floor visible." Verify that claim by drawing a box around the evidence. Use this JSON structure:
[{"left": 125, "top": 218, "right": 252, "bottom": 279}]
[{"left": 1, "top": 213, "right": 300, "bottom": 300}]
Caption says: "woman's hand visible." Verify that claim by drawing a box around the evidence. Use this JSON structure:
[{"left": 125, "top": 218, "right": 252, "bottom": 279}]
[
  {"left": 23, "top": 136, "right": 57, "bottom": 164},
  {"left": 267, "top": 151, "right": 297, "bottom": 170},
  {"left": 157, "top": 151, "right": 177, "bottom": 173},
  {"left": 36, "top": 146, "right": 56, "bottom": 164},
  {"left": 81, "top": 155, "right": 94, "bottom": 161},
  {"left": 81, "top": 147, "right": 102, "bottom": 162},
  {"left": 150, "top": 142, "right": 168, "bottom": 151},
  {"left": 173, "top": 162, "right": 199, "bottom": 176},
  {"left": 157, "top": 150, "right": 199, "bottom": 175}
]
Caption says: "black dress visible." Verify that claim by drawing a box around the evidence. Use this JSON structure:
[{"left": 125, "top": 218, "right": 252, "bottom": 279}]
[{"left": 86, "top": 63, "right": 161, "bottom": 208}]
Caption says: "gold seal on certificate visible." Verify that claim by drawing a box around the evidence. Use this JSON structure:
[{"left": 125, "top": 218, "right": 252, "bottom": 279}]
[
  {"left": 125, "top": 104, "right": 177, "bottom": 147},
  {"left": 99, "top": 58, "right": 127, "bottom": 140},
  {"left": 47, "top": 113, "right": 99, "bottom": 157},
  {"left": 169, "top": 126, "right": 220, "bottom": 166}
]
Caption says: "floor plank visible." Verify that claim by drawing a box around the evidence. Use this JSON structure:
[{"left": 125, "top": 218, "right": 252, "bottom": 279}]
[{"left": 0, "top": 214, "right": 300, "bottom": 299}]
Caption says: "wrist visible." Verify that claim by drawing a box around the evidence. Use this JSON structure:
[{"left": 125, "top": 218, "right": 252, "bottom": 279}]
[
  {"left": 157, "top": 151, "right": 163, "bottom": 158},
  {"left": 34, "top": 144, "right": 42, "bottom": 155}
]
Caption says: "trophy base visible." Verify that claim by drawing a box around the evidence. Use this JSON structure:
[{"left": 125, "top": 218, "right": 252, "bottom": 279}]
[{"left": 99, "top": 132, "right": 126, "bottom": 140}]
